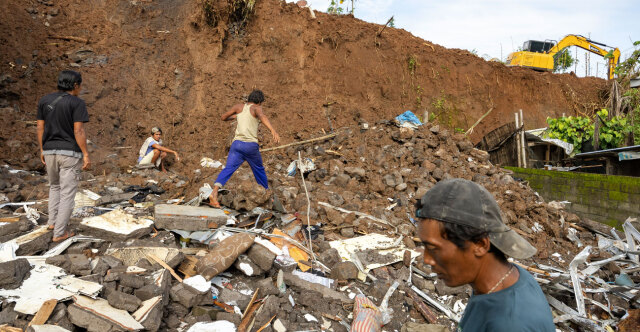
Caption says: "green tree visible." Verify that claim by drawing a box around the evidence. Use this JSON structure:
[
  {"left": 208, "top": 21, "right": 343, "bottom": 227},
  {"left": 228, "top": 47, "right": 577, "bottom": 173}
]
[{"left": 553, "top": 47, "right": 576, "bottom": 72}]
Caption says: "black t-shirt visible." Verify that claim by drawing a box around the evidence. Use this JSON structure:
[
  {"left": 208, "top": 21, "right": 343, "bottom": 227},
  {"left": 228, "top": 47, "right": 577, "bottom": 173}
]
[{"left": 36, "top": 92, "right": 89, "bottom": 152}]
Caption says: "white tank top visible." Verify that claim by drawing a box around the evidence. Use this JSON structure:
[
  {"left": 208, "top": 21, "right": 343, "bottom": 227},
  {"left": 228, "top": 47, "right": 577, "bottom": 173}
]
[{"left": 233, "top": 103, "right": 259, "bottom": 143}]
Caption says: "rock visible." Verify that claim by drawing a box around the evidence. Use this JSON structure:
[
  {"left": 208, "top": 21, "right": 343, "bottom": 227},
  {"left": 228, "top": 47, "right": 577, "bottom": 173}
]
[
  {"left": 318, "top": 248, "right": 341, "bottom": 269},
  {"left": 0, "top": 258, "right": 32, "bottom": 289},
  {"left": 107, "top": 290, "right": 142, "bottom": 312},
  {"left": 68, "top": 254, "right": 92, "bottom": 276},
  {"left": 14, "top": 226, "right": 52, "bottom": 256},
  {"left": 395, "top": 183, "right": 408, "bottom": 191},
  {"left": 383, "top": 172, "right": 403, "bottom": 187},
  {"left": 331, "top": 261, "right": 358, "bottom": 280},
  {"left": 432, "top": 168, "right": 444, "bottom": 181},
  {"left": 218, "top": 288, "right": 251, "bottom": 309},
  {"left": 247, "top": 243, "right": 276, "bottom": 271},
  {"left": 340, "top": 227, "right": 355, "bottom": 238},
  {"left": 256, "top": 278, "right": 279, "bottom": 297},
  {"left": 333, "top": 174, "right": 351, "bottom": 187},
  {"left": 283, "top": 272, "right": 352, "bottom": 303},
  {"left": 328, "top": 192, "right": 344, "bottom": 206},
  {"left": 344, "top": 167, "right": 366, "bottom": 179}
]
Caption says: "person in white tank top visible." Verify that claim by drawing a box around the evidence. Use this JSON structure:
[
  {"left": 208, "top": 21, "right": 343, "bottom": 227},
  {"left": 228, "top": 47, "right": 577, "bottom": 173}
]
[{"left": 208, "top": 90, "right": 280, "bottom": 208}]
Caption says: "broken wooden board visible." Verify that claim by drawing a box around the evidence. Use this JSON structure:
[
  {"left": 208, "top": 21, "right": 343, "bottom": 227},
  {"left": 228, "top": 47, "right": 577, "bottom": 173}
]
[
  {"left": 27, "top": 299, "right": 58, "bottom": 327},
  {"left": 154, "top": 204, "right": 228, "bottom": 231}
]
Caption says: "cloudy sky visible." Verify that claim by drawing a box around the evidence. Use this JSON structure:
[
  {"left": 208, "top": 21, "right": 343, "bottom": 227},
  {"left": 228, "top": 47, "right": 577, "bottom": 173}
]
[{"left": 304, "top": 0, "right": 639, "bottom": 79}]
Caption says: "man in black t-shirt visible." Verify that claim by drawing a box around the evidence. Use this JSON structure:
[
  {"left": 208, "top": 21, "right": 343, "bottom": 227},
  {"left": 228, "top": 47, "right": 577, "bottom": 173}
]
[{"left": 36, "top": 71, "right": 90, "bottom": 242}]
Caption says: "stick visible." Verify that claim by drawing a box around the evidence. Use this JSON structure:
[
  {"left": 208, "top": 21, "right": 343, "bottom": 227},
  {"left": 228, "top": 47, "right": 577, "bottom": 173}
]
[
  {"left": 515, "top": 113, "right": 521, "bottom": 167},
  {"left": 465, "top": 108, "right": 493, "bottom": 135},
  {"left": 298, "top": 151, "right": 315, "bottom": 261},
  {"left": 256, "top": 314, "right": 276, "bottom": 332},
  {"left": 0, "top": 217, "right": 21, "bottom": 223},
  {"left": 27, "top": 299, "right": 57, "bottom": 327},
  {"left": 407, "top": 289, "right": 438, "bottom": 323},
  {"left": 260, "top": 133, "right": 337, "bottom": 152},
  {"left": 242, "top": 288, "right": 260, "bottom": 319},
  {"left": 147, "top": 254, "right": 183, "bottom": 282},
  {"left": 520, "top": 109, "right": 526, "bottom": 168},
  {"left": 48, "top": 35, "right": 89, "bottom": 43},
  {"left": 512, "top": 261, "right": 551, "bottom": 277},
  {"left": 377, "top": 16, "right": 394, "bottom": 36}
]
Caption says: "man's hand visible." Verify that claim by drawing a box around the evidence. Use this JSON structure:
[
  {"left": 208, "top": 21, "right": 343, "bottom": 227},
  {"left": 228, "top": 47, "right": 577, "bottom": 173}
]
[
  {"left": 272, "top": 132, "right": 281, "bottom": 145},
  {"left": 82, "top": 155, "right": 91, "bottom": 170},
  {"left": 40, "top": 152, "right": 46, "bottom": 165},
  {"left": 174, "top": 152, "right": 181, "bottom": 162}
]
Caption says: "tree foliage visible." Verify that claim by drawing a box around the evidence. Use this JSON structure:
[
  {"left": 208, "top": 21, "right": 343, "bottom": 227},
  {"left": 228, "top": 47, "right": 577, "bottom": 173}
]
[{"left": 553, "top": 47, "right": 576, "bottom": 73}]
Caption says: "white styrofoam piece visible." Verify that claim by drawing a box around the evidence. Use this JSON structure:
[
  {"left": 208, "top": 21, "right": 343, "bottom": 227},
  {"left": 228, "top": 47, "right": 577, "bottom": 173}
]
[
  {"left": 81, "top": 209, "right": 153, "bottom": 235},
  {"left": 328, "top": 233, "right": 419, "bottom": 271}
]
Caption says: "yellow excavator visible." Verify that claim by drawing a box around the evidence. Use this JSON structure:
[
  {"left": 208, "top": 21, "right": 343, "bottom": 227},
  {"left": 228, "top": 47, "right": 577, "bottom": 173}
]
[{"left": 506, "top": 34, "right": 620, "bottom": 79}]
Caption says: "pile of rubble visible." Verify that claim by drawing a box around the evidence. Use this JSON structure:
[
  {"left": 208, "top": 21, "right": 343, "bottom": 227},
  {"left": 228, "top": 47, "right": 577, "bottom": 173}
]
[{"left": 0, "top": 119, "right": 638, "bottom": 331}]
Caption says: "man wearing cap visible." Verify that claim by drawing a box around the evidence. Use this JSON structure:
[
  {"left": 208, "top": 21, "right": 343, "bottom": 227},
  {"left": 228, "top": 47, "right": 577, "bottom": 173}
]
[{"left": 415, "top": 179, "right": 555, "bottom": 332}]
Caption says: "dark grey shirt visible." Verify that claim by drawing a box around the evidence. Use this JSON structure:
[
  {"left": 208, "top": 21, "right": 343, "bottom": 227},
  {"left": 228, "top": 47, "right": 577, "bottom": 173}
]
[{"left": 458, "top": 265, "right": 555, "bottom": 332}]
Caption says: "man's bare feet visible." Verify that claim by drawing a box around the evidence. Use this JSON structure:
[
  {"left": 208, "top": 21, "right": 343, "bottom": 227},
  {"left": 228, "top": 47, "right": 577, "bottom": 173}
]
[
  {"left": 47, "top": 225, "right": 54, "bottom": 231},
  {"left": 52, "top": 231, "right": 75, "bottom": 242},
  {"left": 207, "top": 192, "right": 221, "bottom": 208}
]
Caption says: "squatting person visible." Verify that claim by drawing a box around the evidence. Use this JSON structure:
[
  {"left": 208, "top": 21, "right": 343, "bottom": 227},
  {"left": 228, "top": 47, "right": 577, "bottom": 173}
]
[
  {"left": 137, "top": 127, "right": 180, "bottom": 172},
  {"left": 415, "top": 178, "right": 555, "bottom": 332},
  {"left": 37, "top": 70, "right": 90, "bottom": 242},
  {"left": 208, "top": 90, "right": 280, "bottom": 208}
]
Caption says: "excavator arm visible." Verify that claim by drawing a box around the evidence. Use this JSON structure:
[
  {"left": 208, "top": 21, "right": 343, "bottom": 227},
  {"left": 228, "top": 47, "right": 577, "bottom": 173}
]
[
  {"left": 507, "top": 34, "right": 620, "bottom": 79},
  {"left": 547, "top": 35, "right": 620, "bottom": 79}
]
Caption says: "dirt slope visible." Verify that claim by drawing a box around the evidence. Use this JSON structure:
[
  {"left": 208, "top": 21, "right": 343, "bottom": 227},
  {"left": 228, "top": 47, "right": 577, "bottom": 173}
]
[{"left": 0, "top": 0, "right": 607, "bottom": 173}]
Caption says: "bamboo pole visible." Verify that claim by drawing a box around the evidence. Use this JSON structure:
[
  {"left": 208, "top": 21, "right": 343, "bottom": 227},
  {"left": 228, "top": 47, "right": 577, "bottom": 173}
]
[
  {"left": 515, "top": 113, "right": 521, "bottom": 167},
  {"left": 520, "top": 109, "right": 526, "bottom": 168},
  {"left": 260, "top": 133, "right": 337, "bottom": 152}
]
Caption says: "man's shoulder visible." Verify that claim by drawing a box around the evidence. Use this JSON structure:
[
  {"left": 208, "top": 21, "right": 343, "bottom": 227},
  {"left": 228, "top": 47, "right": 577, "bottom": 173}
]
[{"left": 38, "top": 92, "right": 61, "bottom": 104}]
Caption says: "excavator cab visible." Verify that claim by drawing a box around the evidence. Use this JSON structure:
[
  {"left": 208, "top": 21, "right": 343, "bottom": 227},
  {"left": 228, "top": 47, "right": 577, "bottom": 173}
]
[{"left": 521, "top": 40, "right": 555, "bottom": 53}]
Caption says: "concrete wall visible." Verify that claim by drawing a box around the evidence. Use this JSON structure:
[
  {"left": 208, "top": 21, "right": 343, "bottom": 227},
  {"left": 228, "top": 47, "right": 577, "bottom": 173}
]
[{"left": 505, "top": 167, "right": 640, "bottom": 227}]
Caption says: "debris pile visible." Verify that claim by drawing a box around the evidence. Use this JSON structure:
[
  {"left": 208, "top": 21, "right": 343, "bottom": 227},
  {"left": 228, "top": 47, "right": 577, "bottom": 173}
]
[{"left": 0, "top": 121, "right": 638, "bottom": 331}]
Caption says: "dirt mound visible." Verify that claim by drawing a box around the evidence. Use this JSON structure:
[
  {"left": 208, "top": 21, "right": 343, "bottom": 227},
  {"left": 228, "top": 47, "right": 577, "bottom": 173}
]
[{"left": 0, "top": 0, "right": 607, "bottom": 174}]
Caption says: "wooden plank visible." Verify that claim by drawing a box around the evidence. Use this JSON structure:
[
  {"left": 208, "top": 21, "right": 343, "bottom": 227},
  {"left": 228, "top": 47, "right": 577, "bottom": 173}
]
[
  {"left": 0, "top": 325, "right": 23, "bottom": 332},
  {"left": 0, "top": 217, "right": 21, "bottom": 223},
  {"left": 177, "top": 256, "right": 198, "bottom": 279},
  {"left": 147, "top": 253, "right": 183, "bottom": 282},
  {"left": 28, "top": 299, "right": 58, "bottom": 327}
]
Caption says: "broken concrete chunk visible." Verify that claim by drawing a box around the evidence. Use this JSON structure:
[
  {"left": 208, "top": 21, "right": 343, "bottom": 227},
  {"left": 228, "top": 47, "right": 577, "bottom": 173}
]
[
  {"left": 107, "top": 290, "right": 142, "bottom": 312},
  {"left": 0, "top": 258, "right": 32, "bottom": 289},
  {"left": 101, "top": 255, "right": 124, "bottom": 268},
  {"left": 27, "top": 325, "right": 72, "bottom": 332},
  {"left": 331, "top": 261, "right": 358, "bottom": 280},
  {"left": 67, "top": 295, "right": 144, "bottom": 331},
  {"left": 235, "top": 254, "right": 264, "bottom": 276},
  {"left": 119, "top": 273, "right": 145, "bottom": 289},
  {"left": 105, "top": 246, "right": 183, "bottom": 268},
  {"left": 247, "top": 243, "right": 276, "bottom": 271},
  {"left": 0, "top": 218, "right": 32, "bottom": 242},
  {"left": 169, "top": 283, "right": 208, "bottom": 309},
  {"left": 134, "top": 284, "right": 162, "bottom": 302},
  {"left": 14, "top": 225, "right": 52, "bottom": 256},
  {"left": 132, "top": 296, "right": 163, "bottom": 332},
  {"left": 154, "top": 204, "right": 228, "bottom": 231},
  {"left": 218, "top": 288, "right": 251, "bottom": 309},
  {"left": 80, "top": 209, "right": 153, "bottom": 241},
  {"left": 95, "top": 192, "right": 137, "bottom": 206},
  {"left": 92, "top": 257, "right": 110, "bottom": 276},
  {"left": 195, "top": 232, "right": 255, "bottom": 280},
  {"left": 283, "top": 272, "right": 352, "bottom": 303}
]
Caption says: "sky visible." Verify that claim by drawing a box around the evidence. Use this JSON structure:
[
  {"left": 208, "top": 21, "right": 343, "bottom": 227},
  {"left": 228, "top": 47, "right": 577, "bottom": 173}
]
[{"left": 304, "top": 0, "right": 639, "bottom": 79}]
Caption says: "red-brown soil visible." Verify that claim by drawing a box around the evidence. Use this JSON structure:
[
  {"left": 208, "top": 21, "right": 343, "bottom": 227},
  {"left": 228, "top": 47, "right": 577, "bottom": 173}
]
[{"left": 0, "top": 0, "right": 607, "bottom": 173}]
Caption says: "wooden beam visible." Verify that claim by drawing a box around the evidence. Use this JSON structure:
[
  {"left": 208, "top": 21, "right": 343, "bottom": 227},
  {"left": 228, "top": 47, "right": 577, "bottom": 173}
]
[
  {"left": 147, "top": 254, "right": 183, "bottom": 282},
  {"left": 27, "top": 299, "right": 58, "bottom": 327}
]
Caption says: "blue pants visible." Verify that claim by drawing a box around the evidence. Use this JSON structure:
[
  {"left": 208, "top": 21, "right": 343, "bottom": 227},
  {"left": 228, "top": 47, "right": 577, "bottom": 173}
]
[{"left": 214, "top": 140, "right": 268, "bottom": 189}]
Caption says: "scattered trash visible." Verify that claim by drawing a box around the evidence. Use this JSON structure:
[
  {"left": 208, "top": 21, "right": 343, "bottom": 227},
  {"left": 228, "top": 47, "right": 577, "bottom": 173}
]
[{"left": 200, "top": 157, "right": 223, "bottom": 168}]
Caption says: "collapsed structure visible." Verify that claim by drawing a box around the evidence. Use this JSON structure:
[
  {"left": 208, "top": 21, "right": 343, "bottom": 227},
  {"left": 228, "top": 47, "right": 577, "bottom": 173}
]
[{"left": 1, "top": 120, "right": 638, "bottom": 331}]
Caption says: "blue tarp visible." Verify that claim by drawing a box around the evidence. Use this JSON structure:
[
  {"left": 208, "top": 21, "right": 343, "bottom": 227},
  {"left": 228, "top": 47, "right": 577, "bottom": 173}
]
[{"left": 395, "top": 111, "right": 422, "bottom": 127}]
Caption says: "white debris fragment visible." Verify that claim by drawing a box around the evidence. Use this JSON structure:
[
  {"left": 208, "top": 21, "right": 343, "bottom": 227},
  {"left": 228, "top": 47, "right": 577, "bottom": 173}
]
[{"left": 184, "top": 275, "right": 211, "bottom": 293}]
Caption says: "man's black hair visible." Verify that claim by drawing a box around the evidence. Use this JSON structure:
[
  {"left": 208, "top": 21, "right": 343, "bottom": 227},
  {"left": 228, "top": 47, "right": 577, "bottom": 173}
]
[
  {"left": 438, "top": 222, "right": 507, "bottom": 262},
  {"left": 248, "top": 90, "right": 265, "bottom": 104},
  {"left": 57, "top": 70, "right": 82, "bottom": 91}
]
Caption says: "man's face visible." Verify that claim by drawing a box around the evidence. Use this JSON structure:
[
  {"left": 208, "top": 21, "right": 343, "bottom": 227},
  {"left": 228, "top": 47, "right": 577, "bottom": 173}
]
[
  {"left": 418, "top": 218, "right": 480, "bottom": 287},
  {"left": 153, "top": 132, "right": 162, "bottom": 141}
]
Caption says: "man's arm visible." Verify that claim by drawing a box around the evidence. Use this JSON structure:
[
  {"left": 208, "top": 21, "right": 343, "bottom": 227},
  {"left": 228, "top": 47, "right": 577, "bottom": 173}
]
[
  {"left": 254, "top": 106, "right": 280, "bottom": 144},
  {"left": 74, "top": 122, "right": 91, "bottom": 170},
  {"left": 37, "top": 120, "right": 46, "bottom": 165},
  {"left": 221, "top": 104, "right": 241, "bottom": 121},
  {"left": 150, "top": 144, "right": 180, "bottom": 161}
]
